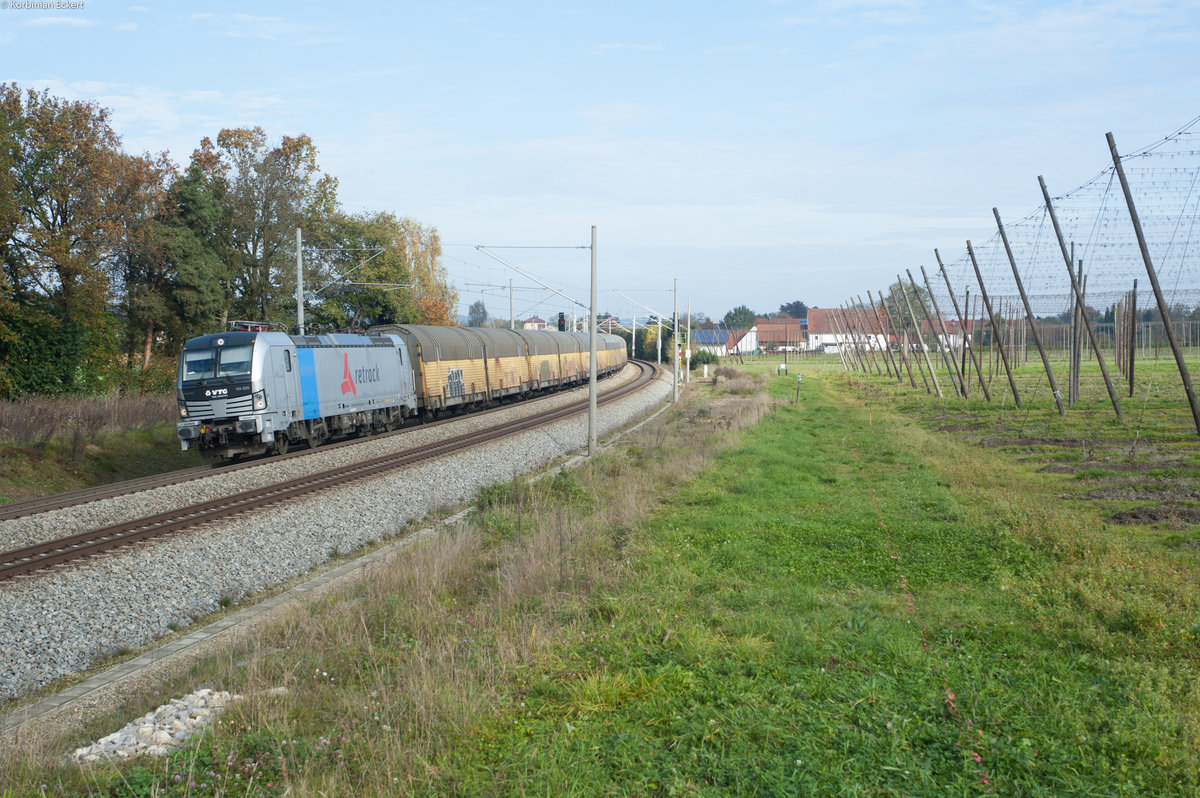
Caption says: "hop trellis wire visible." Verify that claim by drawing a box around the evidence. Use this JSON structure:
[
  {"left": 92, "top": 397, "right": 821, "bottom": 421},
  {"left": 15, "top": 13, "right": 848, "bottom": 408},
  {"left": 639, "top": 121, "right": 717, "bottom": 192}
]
[{"left": 833, "top": 115, "right": 1200, "bottom": 438}]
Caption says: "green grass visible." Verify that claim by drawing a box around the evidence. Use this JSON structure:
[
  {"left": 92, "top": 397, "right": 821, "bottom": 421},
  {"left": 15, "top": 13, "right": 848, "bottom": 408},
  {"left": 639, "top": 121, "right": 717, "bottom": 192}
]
[
  {"left": 426, "top": 369, "right": 1200, "bottom": 795},
  {"left": 9, "top": 364, "right": 1200, "bottom": 796},
  {"left": 0, "top": 423, "right": 199, "bottom": 504}
]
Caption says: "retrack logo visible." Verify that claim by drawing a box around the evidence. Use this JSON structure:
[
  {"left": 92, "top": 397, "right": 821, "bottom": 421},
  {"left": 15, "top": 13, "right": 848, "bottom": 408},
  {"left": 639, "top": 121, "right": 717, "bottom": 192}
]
[{"left": 341, "top": 353, "right": 356, "bottom": 396}]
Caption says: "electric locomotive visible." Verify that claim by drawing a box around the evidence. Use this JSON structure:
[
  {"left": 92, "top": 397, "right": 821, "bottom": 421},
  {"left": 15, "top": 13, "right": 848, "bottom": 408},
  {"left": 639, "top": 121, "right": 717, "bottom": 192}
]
[
  {"left": 175, "top": 324, "right": 416, "bottom": 460},
  {"left": 175, "top": 322, "right": 630, "bottom": 461}
]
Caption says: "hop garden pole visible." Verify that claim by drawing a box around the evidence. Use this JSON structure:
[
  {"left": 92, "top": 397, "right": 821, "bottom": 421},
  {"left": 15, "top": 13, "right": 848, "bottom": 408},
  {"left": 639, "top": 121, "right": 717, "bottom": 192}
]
[
  {"left": 875, "top": 289, "right": 917, "bottom": 388},
  {"left": 935, "top": 251, "right": 991, "bottom": 401},
  {"left": 865, "top": 292, "right": 902, "bottom": 382},
  {"left": 919, "top": 264, "right": 966, "bottom": 397},
  {"left": 898, "top": 275, "right": 941, "bottom": 397},
  {"left": 994, "top": 208, "right": 1066, "bottom": 417},
  {"left": 850, "top": 299, "right": 883, "bottom": 375},
  {"left": 907, "top": 268, "right": 958, "bottom": 397},
  {"left": 1039, "top": 174, "right": 1124, "bottom": 421},
  {"left": 1106, "top": 134, "right": 1199, "bottom": 435},
  {"left": 1129, "top": 280, "right": 1137, "bottom": 397},
  {"left": 967, "top": 240, "right": 1022, "bottom": 408}
]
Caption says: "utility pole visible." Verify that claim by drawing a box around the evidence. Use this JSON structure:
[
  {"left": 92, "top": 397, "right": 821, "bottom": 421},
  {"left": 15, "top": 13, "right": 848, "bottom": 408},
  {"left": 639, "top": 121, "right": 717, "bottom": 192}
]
[
  {"left": 673, "top": 278, "right": 679, "bottom": 403},
  {"left": 509, "top": 278, "right": 514, "bottom": 330},
  {"left": 614, "top": 290, "right": 667, "bottom": 365},
  {"left": 588, "top": 225, "right": 598, "bottom": 456},
  {"left": 295, "top": 227, "right": 304, "bottom": 335}
]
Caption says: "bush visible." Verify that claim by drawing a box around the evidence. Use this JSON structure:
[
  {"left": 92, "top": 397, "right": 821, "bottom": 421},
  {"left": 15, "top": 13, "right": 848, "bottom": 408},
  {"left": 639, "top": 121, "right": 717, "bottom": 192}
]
[{"left": 689, "top": 350, "right": 719, "bottom": 370}]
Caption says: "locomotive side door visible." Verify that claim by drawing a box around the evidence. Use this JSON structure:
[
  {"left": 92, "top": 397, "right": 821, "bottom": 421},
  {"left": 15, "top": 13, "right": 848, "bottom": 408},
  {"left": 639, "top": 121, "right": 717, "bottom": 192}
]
[{"left": 271, "top": 346, "right": 298, "bottom": 421}]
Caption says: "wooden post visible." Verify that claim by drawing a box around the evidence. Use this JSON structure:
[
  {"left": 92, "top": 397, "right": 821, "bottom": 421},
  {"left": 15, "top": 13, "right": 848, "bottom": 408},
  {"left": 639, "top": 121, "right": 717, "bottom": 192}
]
[
  {"left": 994, "top": 208, "right": 1066, "bottom": 416},
  {"left": 833, "top": 306, "right": 861, "bottom": 372},
  {"left": 919, "top": 263, "right": 969, "bottom": 395},
  {"left": 850, "top": 299, "right": 884, "bottom": 375},
  {"left": 829, "top": 310, "right": 851, "bottom": 371},
  {"left": 839, "top": 305, "right": 866, "bottom": 373},
  {"left": 921, "top": 264, "right": 969, "bottom": 396},
  {"left": 936, "top": 251, "right": 992, "bottom": 401},
  {"left": 1108, "top": 295, "right": 1118, "bottom": 376},
  {"left": 967, "top": 241, "right": 1021, "bottom": 408},
  {"left": 866, "top": 291, "right": 902, "bottom": 383},
  {"left": 858, "top": 295, "right": 892, "bottom": 378},
  {"left": 892, "top": 286, "right": 926, "bottom": 391},
  {"left": 898, "top": 274, "right": 941, "bottom": 397},
  {"left": 858, "top": 295, "right": 894, "bottom": 378},
  {"left": 962, "top": 287, "right": 971, "bottom": 395},
  {"left": 908, "top": 268, "right": 960, "bottom": 397},
  {"left": 880, "top": 288, "right": 919, "bottom": 389},
  {"left": 1109, "top": 134, "right": 1200, "bottom": 433},
  {"left": 1129, "top": 280, "right": 1137, "bottom": 397},
  {"left": 1039, "top": 174, "right": 1123, "bottom": 421}
]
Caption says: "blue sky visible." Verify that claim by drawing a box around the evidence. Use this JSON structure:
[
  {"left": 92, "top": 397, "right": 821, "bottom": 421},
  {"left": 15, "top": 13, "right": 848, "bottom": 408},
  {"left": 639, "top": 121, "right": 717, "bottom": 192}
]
[{"left": 3, "top": 0, "right": 1197, "bottom": 323}]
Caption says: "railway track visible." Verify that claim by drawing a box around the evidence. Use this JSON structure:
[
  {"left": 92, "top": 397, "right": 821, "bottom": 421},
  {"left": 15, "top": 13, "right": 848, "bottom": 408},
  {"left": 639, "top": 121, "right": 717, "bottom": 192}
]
[
  {"left": 0, "top": 361, "right": 659, "bottom": 582},
  {"left": 0, "top": 363, "right": 646, "bottom": 523}
]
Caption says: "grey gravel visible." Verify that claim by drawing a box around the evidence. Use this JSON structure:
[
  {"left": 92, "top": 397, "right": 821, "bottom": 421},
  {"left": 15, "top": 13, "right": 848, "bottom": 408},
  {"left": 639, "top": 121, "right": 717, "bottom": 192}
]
[{"left": 0, "top": 367, "right": 671, "bottom": 702}]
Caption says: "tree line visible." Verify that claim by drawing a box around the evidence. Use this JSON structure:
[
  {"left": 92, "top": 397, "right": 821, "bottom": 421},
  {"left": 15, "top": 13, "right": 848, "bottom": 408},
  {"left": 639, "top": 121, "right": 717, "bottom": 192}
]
[{"left": 0, "top": 84, "right": 458, "bottom": 398}]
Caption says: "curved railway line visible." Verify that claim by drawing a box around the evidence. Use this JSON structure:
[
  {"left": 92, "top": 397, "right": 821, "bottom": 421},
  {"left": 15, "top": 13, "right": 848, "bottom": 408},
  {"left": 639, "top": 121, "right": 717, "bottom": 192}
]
[
  {"left": 0, "top": 362, "right": 647, "bottom": 524},
  {"left": 0, "top": 361, "right": 660, "bottom": 582}
]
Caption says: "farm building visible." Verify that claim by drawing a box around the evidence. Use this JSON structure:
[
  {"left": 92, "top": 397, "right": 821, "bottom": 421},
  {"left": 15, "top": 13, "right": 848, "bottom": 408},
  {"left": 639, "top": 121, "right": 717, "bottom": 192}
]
[
  {"left": 755, "top": 318, "right": 808, "bottom": 351},
  {"left": 691, "top": 327, "right": 757, "bottom": 357},
  {"left": 807, "top": 308, "right": 890, "bottom": 352}
]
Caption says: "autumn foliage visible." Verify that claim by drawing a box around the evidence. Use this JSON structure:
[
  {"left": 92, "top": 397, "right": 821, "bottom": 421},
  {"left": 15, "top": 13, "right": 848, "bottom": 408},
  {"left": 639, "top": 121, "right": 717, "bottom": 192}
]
[{"left": 0, "top": 84, "right": 458, "bottom": 397}]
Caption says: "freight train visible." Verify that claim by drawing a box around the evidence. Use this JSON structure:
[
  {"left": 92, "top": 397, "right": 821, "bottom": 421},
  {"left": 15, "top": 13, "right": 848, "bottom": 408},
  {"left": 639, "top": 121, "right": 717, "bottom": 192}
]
[{"left": 175, "top": 323, "right": 629, "bottom": 460}]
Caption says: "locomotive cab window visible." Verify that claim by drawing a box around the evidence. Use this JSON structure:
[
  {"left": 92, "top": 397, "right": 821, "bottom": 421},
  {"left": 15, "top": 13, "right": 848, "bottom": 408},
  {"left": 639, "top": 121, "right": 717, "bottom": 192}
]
[
  {"left": 285, "top": 350, "right": 293, "bottom": 372},
  {"left": 216, "top": 344, "right": 253, "bottom": 377},
  {"left": 182, "top": 344, "right": 254, "bottom": 381},
  {"left": 182, "top": 349, "right": 214, "bottom": 380}
]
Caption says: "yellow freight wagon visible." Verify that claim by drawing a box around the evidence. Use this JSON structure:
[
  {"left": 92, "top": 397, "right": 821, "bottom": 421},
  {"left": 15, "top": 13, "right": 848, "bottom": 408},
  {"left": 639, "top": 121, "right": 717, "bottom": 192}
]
[
  {"left": 521, "top": 330, "right": 567, "bottom": 390},
  {"left": 381, "top": 325, "right": 489, "bottom": 413},
  {"left": 465, "top": 328, "right": 533, "bottom": 399}
]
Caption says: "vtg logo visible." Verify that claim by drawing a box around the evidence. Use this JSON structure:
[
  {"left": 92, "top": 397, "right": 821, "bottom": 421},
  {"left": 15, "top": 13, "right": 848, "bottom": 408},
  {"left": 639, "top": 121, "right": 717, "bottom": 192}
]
[{"left": 204, "top": 388, "right": 229, "bottom": 398}]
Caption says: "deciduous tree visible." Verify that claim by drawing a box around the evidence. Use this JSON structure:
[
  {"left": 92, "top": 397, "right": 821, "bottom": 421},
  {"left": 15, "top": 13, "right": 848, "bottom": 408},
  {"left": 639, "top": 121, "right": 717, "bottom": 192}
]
[
  {"left": 722, "top": 304, "right": 757, "bottom": 330},
  {"left": 467, "top": 300, "right": 488, "bottom": 327},
  {"left": 189, "top": 127, "right": 338, "bottom": 324}
]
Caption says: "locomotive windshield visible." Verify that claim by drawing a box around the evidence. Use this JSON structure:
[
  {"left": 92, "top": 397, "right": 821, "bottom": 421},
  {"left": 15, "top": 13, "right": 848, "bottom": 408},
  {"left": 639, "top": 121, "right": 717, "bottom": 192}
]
[{"left": 181, "top": 343, "right": 254, "bottom": 381}]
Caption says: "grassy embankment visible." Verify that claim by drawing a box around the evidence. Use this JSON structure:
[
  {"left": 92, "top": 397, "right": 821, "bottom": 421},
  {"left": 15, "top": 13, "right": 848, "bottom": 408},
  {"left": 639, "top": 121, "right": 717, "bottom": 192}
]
[
  {"left": 0, "top": 394, "right": 198, "bottom": 504},
  {"left": 5, "top": 362, "right": 1200, "bottom": 795}
]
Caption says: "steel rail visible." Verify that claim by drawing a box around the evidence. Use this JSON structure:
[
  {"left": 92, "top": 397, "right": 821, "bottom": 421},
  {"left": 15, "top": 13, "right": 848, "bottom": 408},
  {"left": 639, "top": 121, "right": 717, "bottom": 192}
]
[
  {"left": 0, "top": 361, "right": 659, "bottom": 581},
  {"left": 0, "top": 366, "right": 640, "bottom": 522}
]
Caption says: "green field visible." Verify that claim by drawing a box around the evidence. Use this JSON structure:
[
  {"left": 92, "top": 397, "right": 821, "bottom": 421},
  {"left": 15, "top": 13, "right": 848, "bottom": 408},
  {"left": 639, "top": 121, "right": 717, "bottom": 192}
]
[{"left": 5, "top": 363, "right": 1200, "bottom": 796}]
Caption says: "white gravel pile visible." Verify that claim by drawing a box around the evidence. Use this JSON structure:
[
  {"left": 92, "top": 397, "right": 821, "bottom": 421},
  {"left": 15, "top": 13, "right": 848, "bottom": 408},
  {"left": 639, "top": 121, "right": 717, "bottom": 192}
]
[
  {"left": 70, "top": 688, "right": 239, "bottom": 762},
  {"left": 0, "top": 368, "right": 670, "bottom": 702}
]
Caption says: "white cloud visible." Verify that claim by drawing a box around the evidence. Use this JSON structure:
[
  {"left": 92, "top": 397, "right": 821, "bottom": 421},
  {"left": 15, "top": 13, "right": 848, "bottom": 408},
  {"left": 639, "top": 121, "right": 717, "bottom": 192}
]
[
  {"left": 26, "top": 17, "right": 95, "bottom": 27},
  {"left": 575, "top": 102, "right": 658, "bottom": 129},
  {"left": 115, "top": 22, "right": 138, "bottom": 31},
  {"left": 588, "top": 42, "right": 664, "bottom": 55},
  {"left": 705, "top": 44, "right": 759, "bottom": 54}
]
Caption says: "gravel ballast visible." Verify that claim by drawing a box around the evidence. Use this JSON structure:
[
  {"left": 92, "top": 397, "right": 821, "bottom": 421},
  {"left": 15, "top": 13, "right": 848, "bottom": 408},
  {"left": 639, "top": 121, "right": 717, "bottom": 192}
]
[{"left": 0, "top": 367, "right": 670, "bottom": 703}]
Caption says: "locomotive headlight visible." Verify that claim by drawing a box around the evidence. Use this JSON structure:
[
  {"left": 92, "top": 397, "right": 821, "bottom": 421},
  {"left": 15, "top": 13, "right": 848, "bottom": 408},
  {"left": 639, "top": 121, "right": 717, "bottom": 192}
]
[
  {"left": 179, "top": 407, "right": 188, "bottom": 418},
  {"left": 253, "top": 389, "right": 266, "bottom": 410}
]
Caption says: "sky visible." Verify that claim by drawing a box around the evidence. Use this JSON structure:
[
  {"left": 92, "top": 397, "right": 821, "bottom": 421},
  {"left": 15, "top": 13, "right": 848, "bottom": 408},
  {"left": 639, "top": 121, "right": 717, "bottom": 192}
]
[{"left": 2, "top": 0, "right": 1198, "bottom": 324}]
